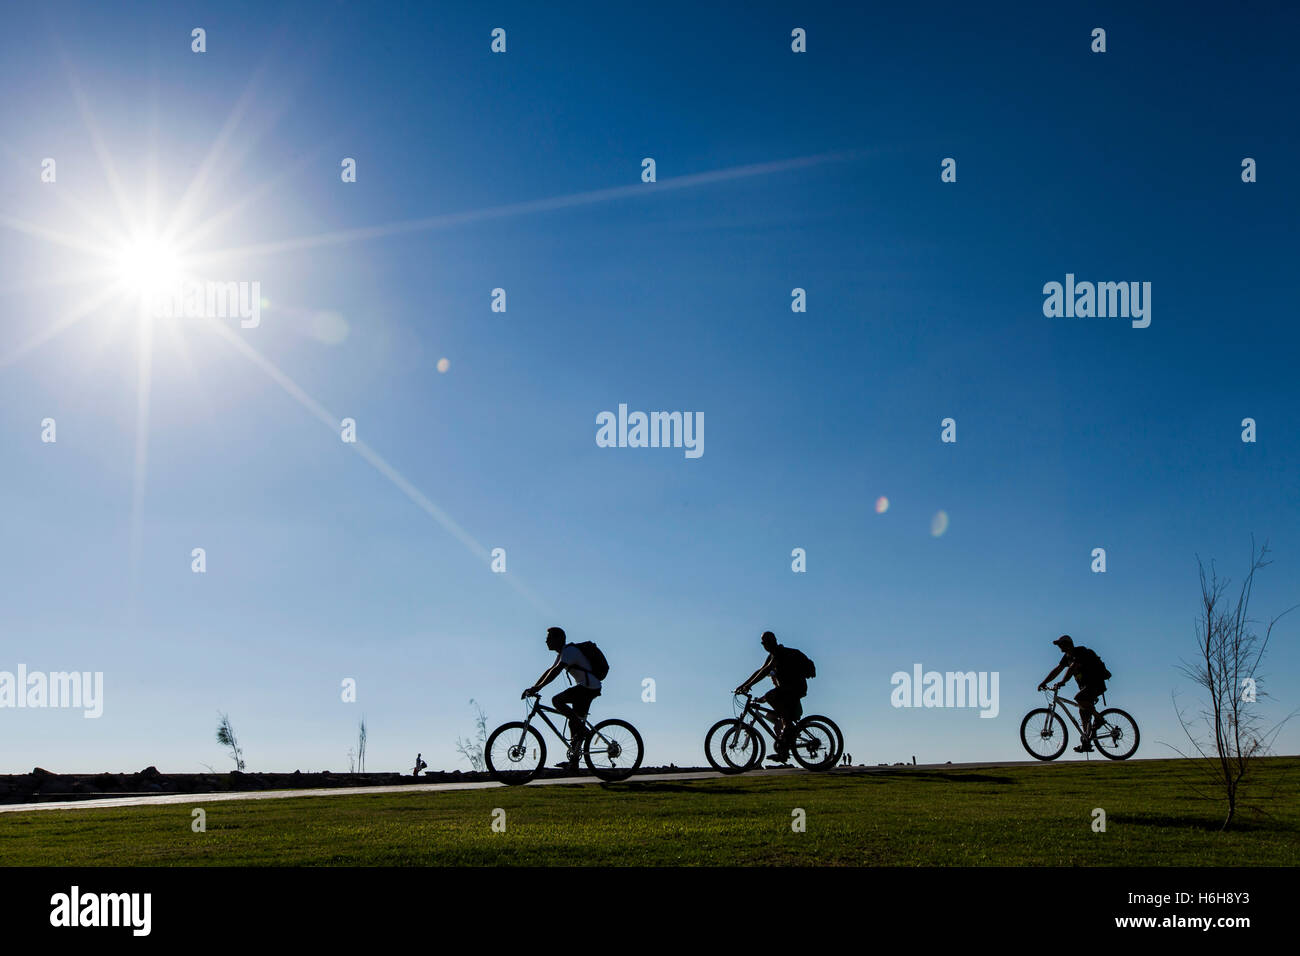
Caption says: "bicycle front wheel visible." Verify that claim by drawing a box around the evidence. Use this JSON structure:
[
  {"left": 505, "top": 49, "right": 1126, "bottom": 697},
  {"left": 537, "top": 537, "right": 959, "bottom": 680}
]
[
  {"left": 705, "top": 718, "right": 762, "bottom": 774},
  {"left": 584, "top": 718, "right": 644, "bottom": 781},
  {"left": 485, "top": 721, "right": 546, "bottom": 785},
  {"left": 1019, "top": 708, "right": 1068, "bottom": 761},
  {"left": 791, "top": 717, "right": 838, "bottom": 770},
  {"left": 1093, "top": 708, "right": 1140, "bottom": 760}
]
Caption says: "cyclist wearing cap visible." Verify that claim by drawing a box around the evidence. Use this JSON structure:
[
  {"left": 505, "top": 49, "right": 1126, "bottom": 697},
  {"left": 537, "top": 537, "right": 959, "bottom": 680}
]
[
  {"left": 1037, "top": 634, "right": 1107, "bottom": 753},
  {"left": 522, "top": 626, "right": 602, "bottom": 771}
]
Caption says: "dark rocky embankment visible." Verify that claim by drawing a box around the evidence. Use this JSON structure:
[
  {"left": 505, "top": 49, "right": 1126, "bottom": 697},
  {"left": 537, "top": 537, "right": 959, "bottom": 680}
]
[
  {"left": 1, "top": 766, "right": 485, "bottom": 804},
  {"left": 1, "top": 764, "right": 701, "bottom": 804}
]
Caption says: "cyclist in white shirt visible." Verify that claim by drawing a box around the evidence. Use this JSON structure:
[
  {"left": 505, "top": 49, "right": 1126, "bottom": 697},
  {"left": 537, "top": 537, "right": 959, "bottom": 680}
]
[{"left": 522, "top": 627, "right": 602, "bottom": 771}]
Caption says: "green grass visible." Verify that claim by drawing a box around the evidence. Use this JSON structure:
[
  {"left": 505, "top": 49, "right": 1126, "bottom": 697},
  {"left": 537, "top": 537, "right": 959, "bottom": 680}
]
[{"left": 2, "top": 758, "right": 1297, "bottom": 866}]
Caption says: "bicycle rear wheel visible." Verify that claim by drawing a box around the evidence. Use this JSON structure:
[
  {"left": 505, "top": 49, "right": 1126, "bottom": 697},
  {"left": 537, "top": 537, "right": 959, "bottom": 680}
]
[
  {"left": 485, "top": 721, "right": 546, "bottom": 785},
  {"left": 801, "top": 713, "right": 844, "bottom": 764},
  {"left": 1019, "top": 708, "right": 1068, "bottom": 760},
  {"left": 705, "top": 718, "right": 762, "bottom": 774},
  {"left": 791, "top": 717, "right": 838, "bottom": 770},
  {"left": 1093, "top": 708, "right": 1139, "bottom": 760},
  {"left": 584, "top": 718, "right": 644, "bottom": 781}
]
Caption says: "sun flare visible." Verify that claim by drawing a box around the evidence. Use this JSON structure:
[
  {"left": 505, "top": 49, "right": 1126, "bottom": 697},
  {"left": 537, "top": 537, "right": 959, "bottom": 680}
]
[{"left": 112, "top": 234, "right": 183, "bottom": 298}]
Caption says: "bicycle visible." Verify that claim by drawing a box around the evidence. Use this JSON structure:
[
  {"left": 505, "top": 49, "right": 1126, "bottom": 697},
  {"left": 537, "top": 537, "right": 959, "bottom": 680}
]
[
  {"left": 704, "top": 692, "right": 843, "bottom": 773},
  {"left": 485, "top": 692, "right": 644, "bottom": 785},
  {"left": 1019, "top": 686, "right": 1139, "bottom": 760}
]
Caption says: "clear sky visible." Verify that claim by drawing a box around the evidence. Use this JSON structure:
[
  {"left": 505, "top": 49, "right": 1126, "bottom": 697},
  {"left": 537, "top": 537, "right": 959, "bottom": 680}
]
[{"left": 1, "top": 1, "right": 1297, "bottom": 774}]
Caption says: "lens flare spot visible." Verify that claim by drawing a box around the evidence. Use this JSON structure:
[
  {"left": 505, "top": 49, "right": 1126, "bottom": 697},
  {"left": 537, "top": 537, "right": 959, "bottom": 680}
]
[
  {"left": 875, "top": 496, "right": 889, "bottom": 514},
  {"left": 930, "top": 510, "right": 949, "bottom": 537},
  {"left": 437, "top": 357, "right": 450, "bottom": 373},
  {"left": 309, "top": 311, "right": 349, "bottom": 345}
]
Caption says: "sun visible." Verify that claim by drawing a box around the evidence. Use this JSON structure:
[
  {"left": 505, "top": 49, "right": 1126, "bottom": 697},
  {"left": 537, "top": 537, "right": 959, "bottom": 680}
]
[{"left": 113, "top": 234, "right": 184, "bottom": 300}]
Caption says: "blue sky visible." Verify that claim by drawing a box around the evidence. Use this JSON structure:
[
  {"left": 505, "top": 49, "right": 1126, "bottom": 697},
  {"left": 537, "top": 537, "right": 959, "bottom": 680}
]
[{"left": 1, "top": 0, "right": 1297, "bottom": 774}]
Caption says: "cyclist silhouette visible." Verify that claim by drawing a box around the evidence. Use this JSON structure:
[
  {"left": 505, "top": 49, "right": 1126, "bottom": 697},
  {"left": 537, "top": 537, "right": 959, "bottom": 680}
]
[
  {"left": 735, "top": 631, "right": 808, "bottom": 764},
  {"left": 522, "top": 626, "right": 602, "bottom": 771},
  {"left": 1037, "top": 634, "right": 1108, "bottom": 753}
]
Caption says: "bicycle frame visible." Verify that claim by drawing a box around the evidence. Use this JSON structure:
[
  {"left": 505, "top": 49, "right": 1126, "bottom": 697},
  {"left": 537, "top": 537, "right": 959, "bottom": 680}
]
[
  {"left": 736, "top": 695, "right": 788, "bottom": 745},
  {"left": 521, "top": 695, "right": 599, "bottom": 749},
  {"left": 729, "top": 694, "right": 837, "bottom": 765},
  {"left": 1043, "top": 688, "right": 1107, "bottom": 736}
]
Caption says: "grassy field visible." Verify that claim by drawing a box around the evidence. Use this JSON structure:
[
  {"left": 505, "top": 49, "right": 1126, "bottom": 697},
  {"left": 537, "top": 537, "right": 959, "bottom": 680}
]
[{"left": 2, "top": 758, "right": 1297, "bottom": 866}]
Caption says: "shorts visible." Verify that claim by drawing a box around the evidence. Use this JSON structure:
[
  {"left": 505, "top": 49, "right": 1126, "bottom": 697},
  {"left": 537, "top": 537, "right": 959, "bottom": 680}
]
[
  {"left": 552, "top": 685, "right": 600, "bottom": 722},
  {"left": 760, "top": 686, "right": 805, "bottom": 723},
  {"left": 1076, "top": 683, "right": 1106, "bottom": 710}
]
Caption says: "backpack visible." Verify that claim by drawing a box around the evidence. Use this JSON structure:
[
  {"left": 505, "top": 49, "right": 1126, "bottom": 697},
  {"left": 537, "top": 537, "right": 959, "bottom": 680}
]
[
  {"left": 1073, "top": 646, "right": 1112, "bottom": 682},
  {"left": 573, "top": 641, "right": 610, "bottom": 681},
  {"left": 780, "top": 647, "right": 817, "bottom": 680}
]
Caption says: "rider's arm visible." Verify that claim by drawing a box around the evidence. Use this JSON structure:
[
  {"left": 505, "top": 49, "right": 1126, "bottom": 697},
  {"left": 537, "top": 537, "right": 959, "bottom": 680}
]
[
  {"left": 525, "top": 656, "right": 565, "bottom": 695},
  {"left": 1038, "top": 655, "right": 1068, "bottom": 690},
  {"left": 737, "top": 653, "right": 775, "bottom": 693}
]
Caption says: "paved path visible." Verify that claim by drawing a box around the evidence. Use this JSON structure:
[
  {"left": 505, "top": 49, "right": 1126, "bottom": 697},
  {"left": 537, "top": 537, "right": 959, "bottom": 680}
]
[{"left": 0, "top": 759, "right": 1061, "bottom": 815}]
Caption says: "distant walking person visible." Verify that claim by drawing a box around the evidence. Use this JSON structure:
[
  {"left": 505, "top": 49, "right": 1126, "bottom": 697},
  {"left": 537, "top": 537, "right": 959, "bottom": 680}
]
[
  {"left": 523, "top": 627, "right": 604, "bottom": 771},
  {"left": 735, "top": 631, "right": 815, "bottom": 765},
  {"left": 412, "top": 753, "right": 427, "bottom": 776},
  {"left": 1037, "top": 635, "right": 1112, "bottom": 752}
]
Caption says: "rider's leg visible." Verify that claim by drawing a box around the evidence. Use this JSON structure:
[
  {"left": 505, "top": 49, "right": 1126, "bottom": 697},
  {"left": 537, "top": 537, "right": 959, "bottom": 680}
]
[
  {"left": 552, "top": 687, "right": 596, "bottom": 766},
  {"left": 779, "top": 696, "right": 804, "bottom": 756},
  {"left": 1085, "top": 685, "right": 1109, "bottom": 737},
  {"left": 768, "top": 692, "right": 801, "bottom": 760},
  {"left": 551, "top": 688, "right": 582, "bottom": 766},
  {"left": 764, "top": 691, "right": 789, "bottom": 760},
  {"left": 1081, "top": 691, "right": 1099, "bottom": 737},
  {"left": 568, "top": 689, "right": 596, "bottom": 748},
  {"left": 1074, "top": 688, "right": 1099, "bottom": 751},
  {"left": 772, "top": 716, "right": 787, "bottom": 755},
  {"left": 550, "top": 688, "right": 575, "bottom": 724}
]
